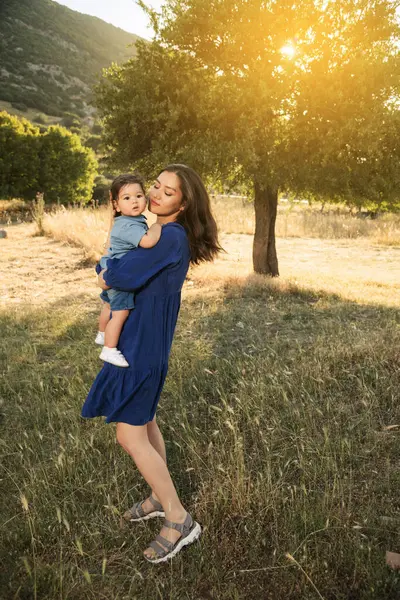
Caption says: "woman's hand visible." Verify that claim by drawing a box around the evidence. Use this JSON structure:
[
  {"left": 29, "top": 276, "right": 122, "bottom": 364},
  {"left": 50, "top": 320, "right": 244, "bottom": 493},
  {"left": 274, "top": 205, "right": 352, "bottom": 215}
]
[{"left": 98, "top": 270, "right": 110, "bottom": 290}]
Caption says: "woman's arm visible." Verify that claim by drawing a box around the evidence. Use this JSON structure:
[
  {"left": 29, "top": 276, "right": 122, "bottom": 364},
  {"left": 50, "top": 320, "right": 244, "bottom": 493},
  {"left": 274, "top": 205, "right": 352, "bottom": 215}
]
[{"left": 103, "top": 224, "right": 184, "bottom": 292}]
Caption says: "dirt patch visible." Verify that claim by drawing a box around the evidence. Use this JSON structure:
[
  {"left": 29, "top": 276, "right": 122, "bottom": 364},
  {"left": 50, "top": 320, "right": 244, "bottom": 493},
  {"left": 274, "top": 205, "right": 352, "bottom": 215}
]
[
  {"left": 190, "top": 234, "right": 400, "bottom": 307},
  {"left": 0, "top": 223, "right": 98, "bottom": 309},
  {"left": 1, "top": 224, "right": 399, "bottom": 310}
]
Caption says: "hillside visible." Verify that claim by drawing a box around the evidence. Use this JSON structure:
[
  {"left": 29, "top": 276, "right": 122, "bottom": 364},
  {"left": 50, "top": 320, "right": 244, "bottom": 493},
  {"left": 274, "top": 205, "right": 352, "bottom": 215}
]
[{"left": 0, "top": 0, "right": 141, "bottom": 118}]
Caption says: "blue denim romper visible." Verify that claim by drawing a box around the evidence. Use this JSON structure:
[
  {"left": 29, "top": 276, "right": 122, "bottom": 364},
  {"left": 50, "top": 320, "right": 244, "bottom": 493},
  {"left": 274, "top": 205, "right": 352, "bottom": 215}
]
[{"left": 100, "top": 215, "right": 147, "bottom": 311}]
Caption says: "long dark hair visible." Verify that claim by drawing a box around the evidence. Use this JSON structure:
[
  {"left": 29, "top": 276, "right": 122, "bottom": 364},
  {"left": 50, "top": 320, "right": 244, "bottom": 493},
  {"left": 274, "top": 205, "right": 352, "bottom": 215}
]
[{"left": 161, "top": 164, "right": 222, "bottom": 264}]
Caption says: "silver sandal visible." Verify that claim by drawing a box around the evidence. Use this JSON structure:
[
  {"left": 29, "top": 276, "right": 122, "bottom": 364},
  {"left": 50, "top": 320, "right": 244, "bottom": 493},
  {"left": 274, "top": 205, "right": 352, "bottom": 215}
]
[
  {"left": 123, "top": 494, "right": 165, "bottom": 522},
  {"left": 144, "top": 512, "right": 202, "bottom": 564}
]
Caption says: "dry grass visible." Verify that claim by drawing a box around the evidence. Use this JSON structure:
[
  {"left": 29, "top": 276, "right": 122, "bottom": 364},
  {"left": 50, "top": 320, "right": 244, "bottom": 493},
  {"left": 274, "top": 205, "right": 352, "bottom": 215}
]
[
  {"left": 211, "top": 196, "right": 400, "bottom": 245},
  {"left": 0, "top": 223, "right": 97, "bottom": 308},
  {"left": 0, "top": 223, "right": 399, "bottom": 599},
  {"left": 39, "top": 203, "right": 400, "bottom": 311},
  {"left": 2, "top": 223, "right": 399, "bottom": 312},
  {"left": 0, "top": 200, "right": 396, "bottom": 315},
  {"left": 0, "top": 199, "right": 34, "bottom": 226},
  {"left": 0, "top": 199, "right": 27, "bottom": 212},
  {"left": 40, "top": 204, "right": 400, "bottom": 309},
  {"left": 42, "top": 199, "right": 400, "bottom": 260},
  {"left": 42, "top": 206, "right": 117, "bottom": 263},
  {"left": 42, "top": 205, "right": 158, "bottom": 262},
  {"left": 212, "top": 233, "right": 400, "bottom": 308}
]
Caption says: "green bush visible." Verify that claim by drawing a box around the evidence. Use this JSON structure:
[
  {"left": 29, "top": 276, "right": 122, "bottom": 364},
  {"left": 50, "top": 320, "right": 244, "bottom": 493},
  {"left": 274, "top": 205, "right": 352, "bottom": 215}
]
[
  {"left": 0, "top": 111, "right": 98, "bottom": 204},
  {"left": 0, "top": 111, "right": 40, "bottom": 199},
  {"left": 39, "top": 124, "right": 98, "bottom": 204}
]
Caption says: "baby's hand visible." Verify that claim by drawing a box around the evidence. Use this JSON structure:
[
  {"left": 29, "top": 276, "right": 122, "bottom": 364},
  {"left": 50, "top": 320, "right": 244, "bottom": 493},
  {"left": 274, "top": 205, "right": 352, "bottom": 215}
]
[{"left": 98, "top": 270, "right": 110, "bottom": 290}]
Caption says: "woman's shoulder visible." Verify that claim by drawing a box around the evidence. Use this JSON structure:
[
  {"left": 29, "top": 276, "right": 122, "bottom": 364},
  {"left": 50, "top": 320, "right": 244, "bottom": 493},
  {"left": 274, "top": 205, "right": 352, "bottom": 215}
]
[
  {"left": 161, "top": 222, "right": 187, "bottom": 242},
  {"left": 161, "top": 222, "right": 189, "bottom": 259}
]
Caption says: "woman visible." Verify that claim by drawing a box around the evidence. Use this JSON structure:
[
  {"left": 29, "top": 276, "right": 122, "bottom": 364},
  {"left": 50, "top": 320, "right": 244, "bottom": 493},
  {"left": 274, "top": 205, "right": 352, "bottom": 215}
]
[{"left": 82, "top": 164, "right": 221, "bottom": 563}]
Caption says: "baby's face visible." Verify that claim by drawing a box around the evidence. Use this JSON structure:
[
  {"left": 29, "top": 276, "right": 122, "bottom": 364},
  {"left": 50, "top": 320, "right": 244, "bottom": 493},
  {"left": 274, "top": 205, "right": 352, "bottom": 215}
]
[{"left": 115, "top": 184, "right": 147, "bottom": 217}]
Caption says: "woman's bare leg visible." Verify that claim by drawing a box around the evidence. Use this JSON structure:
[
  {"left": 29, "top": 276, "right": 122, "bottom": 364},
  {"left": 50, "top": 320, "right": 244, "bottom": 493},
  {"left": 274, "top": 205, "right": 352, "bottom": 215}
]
[
  {"left": 147, "top": 417, "right": 167, "bottom": 462},
  {"left": 116, "top": 422, "right": 187, "bottom": 558},
  {"left": 144, "top": 417, "right": 167, "bottom": 504}
]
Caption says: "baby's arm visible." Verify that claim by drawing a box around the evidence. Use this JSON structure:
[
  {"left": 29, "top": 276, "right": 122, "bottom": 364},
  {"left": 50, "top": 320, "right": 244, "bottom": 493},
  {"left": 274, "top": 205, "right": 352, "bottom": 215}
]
[{"left": 139, "top": 223, "right": 162, "bottom": 248}]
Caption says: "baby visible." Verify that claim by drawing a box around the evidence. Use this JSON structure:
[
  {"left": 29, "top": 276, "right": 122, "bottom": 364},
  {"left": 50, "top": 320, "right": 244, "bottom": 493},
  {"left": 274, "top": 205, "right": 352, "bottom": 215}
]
[{"left": 95, "top": 173, "right": 161, "bottom": 367}]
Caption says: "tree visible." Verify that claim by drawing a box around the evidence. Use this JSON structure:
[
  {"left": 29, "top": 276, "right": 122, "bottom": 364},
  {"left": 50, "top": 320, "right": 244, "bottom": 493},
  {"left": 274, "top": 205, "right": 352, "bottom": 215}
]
[
  {"left": 97, "top": 0, "right": 400, "bottom": 274},
  {"left": 0, "top": 112, "right": 98, "bottom": 204},
  {"left": 39, "top": 125, "right": 97, "bottom": 204}
]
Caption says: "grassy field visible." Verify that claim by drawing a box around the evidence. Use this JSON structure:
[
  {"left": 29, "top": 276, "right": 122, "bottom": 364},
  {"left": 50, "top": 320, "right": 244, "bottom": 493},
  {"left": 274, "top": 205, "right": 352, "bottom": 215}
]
[
  {"left": 41, "top": 200, "right": 400, "bottom": 263},
  {"left": 0, "top": 217, "right": 399, "bottom": 599}
]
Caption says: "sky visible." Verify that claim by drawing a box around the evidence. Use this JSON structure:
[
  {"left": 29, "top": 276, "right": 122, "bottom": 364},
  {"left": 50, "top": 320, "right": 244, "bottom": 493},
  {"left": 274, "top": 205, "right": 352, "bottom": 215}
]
[{"left": 54, "top": 0, "right": 164, "bottom": 39}]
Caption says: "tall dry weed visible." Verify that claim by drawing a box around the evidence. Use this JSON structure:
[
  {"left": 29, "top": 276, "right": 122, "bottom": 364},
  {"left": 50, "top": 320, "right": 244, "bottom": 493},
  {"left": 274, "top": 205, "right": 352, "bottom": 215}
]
[{"left": 44, "top": 199, "right": 400, "bottom": 260}]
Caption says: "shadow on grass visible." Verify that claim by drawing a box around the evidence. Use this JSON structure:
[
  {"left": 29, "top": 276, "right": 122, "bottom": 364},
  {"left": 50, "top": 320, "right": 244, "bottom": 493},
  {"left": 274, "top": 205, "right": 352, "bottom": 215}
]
[{"left": 0, "top": 283, "right": 399, "bottom": 600}]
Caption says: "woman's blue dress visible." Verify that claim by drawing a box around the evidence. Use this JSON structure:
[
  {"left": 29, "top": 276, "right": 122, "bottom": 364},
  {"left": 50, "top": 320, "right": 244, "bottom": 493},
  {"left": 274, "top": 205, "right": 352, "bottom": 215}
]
[{"left": 81, "top": 223, "right": 190, "bottom": 426}]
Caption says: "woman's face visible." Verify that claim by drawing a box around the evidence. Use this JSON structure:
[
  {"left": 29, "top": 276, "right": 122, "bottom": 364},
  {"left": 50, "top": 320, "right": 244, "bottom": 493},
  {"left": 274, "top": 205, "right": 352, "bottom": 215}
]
[{"left": 148, "top": 171, "right": 184, "bottom": 222}]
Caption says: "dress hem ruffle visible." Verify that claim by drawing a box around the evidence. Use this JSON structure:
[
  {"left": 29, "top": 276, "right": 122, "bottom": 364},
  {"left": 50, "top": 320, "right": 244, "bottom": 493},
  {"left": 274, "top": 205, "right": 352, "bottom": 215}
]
[{"left": 82, "top": 362, "right": 168, "bottom": 426}]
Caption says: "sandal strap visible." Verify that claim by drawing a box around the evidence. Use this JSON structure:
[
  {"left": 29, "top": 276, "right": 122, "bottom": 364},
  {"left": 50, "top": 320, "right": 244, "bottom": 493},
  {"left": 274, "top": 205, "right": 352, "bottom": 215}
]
[
  {"left": 156, "top": 534, "right": 175, "bottom": 551},
  {"left": 163, "top": 512, "right": 193, "bottom": 535},
  {"left": 149, "top": 540, "right": 167, "bottom": 557},
  {"left": 145, "top": 515, "right": 200, "bottom": 562},
  {"left": 149, "top": 534, "right": 174, "bottom": 557},
  {"left": 129, "top": 501, "right": 145, "bottom": 519},
  {"left": 129, "top": 495, "right": 163, "bottom": 518},
  {"left": 148, "top": 494, "right": 163, "bottom": 511}
]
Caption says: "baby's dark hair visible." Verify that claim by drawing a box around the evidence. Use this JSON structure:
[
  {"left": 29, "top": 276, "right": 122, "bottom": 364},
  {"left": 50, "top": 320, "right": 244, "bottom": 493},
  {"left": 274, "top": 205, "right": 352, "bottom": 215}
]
[{"left": 109, "top": 173, "right": 146, "bottom": 217}]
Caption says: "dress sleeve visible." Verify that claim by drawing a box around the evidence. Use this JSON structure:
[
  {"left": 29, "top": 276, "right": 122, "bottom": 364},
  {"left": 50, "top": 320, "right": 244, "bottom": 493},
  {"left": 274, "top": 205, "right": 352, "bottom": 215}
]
[{"left": 103, "top": 225, "right": 183, "bottom": 292}]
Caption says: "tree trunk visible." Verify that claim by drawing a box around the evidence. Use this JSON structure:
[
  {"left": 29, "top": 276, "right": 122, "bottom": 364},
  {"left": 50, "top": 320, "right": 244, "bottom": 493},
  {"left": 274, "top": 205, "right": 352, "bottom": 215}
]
[{"left": 252, "top": 181, "right": 279, "bottom": 276}]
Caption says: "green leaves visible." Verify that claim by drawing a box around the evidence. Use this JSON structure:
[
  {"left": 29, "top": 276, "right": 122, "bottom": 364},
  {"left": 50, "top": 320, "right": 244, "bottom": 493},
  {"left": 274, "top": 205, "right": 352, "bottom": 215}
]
[
  {"left": 39, "top": 125, "right": 98, "bottom": 204},
  {"left": 0, "top": 111, "right": 97, "bottom": 204},
  {"left": 0, "top": 111, "right": 40, "bottom": 200},
  {"left": 97, "top": 0, "right": 400, "bottom": 209}
]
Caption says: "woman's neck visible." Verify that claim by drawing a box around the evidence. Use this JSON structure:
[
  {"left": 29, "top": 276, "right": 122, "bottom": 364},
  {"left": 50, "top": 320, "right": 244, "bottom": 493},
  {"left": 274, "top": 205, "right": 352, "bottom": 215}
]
[{"left": 156, "top": 213, "right": 179, "bottom": 225}]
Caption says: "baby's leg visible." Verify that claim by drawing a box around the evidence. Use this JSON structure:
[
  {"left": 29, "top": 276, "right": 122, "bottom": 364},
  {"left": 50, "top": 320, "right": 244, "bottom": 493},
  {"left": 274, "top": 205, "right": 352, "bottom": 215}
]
[
  {"left": 99, "top": 302, "right": 111, "bottom": 332},
  {"left": 104, "top": 310, "right": 129, "bottom": 348}
]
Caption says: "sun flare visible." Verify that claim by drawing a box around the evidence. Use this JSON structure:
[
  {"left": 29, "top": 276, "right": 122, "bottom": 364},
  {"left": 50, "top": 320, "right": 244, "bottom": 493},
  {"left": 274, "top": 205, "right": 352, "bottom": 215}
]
[{"left": 280, "top": 44, "right": 296, "bottom": 59}]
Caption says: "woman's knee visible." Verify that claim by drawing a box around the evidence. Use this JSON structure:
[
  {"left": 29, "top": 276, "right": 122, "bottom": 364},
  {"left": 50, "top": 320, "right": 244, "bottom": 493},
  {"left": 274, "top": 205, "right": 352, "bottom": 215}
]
[
  {"left": 147, "top": 417, "right": 159, "bottom": 435},
  {"left": 116, "top": 422, "right": 147, "bottom": 454}
]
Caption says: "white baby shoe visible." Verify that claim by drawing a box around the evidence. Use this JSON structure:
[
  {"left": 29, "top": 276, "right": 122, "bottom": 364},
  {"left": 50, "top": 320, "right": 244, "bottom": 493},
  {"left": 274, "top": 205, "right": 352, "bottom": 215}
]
[
  {"left": 100, "top": 346, "right": 129, "bottom": 368},
  {"left": 95, "top": 331, "right": 105, "bottom": 345}
]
